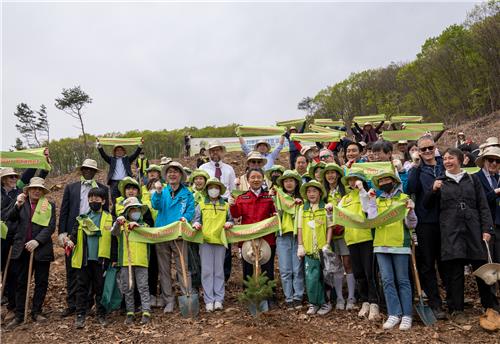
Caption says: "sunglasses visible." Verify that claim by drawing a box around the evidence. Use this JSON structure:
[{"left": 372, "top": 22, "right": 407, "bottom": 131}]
[
  {"left": 320, "top": 155, "right": 332, "bottom": 160},
  {"left": 419, "top": 146, "right": 434, "bottom": 152},
  {"left": 248, "top": 160, "right": 262, "bottom": 164},
  {"left": 486, "top": 157, "right": 500, "bottom": 164},
  {"left": 7, "top": 175, "right": 18, "bottom": 179}
]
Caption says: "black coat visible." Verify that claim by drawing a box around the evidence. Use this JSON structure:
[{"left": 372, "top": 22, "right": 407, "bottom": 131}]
[
  {"left": 475, "top": 170, "right": 500, "bottom": 226},
  {"left": 58, "top": 181, "right": 110, "bottom": 235},
  {"left": 5, "top": 199, "right": 56, "bottom": 261},
  {"left": 98, "top": 146, "right": 142, "bottom": 184},
  {"left": 424, "top": 173, "right": 494, "bottom": 262}
]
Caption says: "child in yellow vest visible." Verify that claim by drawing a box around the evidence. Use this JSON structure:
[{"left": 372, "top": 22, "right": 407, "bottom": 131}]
[
  {"left": 338, "top": 171, "right": 379, "bottom": 321},
  {"left": 192, "top": 178, "right": 234, "bottom": 312},
  {"left": 372, "top": 172, "right": 417, "bottom": 331},
  {"left": 111, "top": 197, "right": 151, "bottom": 325},
  {"left": 66, "top": 187, "right": 112, "bottom": 329},
  {"left": 296, "top": 180, "right": 334, "bottom": 316}
]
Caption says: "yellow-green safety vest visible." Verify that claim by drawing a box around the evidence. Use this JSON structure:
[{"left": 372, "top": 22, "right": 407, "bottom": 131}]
[
  {"left": 327, "top": 189, "right": 344, "bottom": 240},
  {"left": 374, "top": 193, "right": 411, "bottom": 248},
  {"left": 199, "top": 199, "right": 228, "bottom": 245},
  {"left": 117, "top": 220, "right": 150, "bottom": 268},
  {"left": 340, "top": 189, "right": 373, "bottom": 246},
  {"left": 141, "top": 186, "right": 158, "bottom": 221},
  {"left": 301, "top": 203, "right": 328, "bottom": 256}
]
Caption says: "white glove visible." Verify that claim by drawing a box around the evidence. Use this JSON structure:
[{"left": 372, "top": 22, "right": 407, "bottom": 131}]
[
  {"left": 322, "top": 244, "right": 331, "bottom": 253},
  {"left": 411, "top": 232, "right": 418, "bottom": 246},
  {"left": 66, "top": 239, "right": 75, "bottom": 249},
  {"left": 154, "top": 181, "right": 163, "bottom": 194},
  {"left": 355, "top": 180, "right": 363, "bottom": 190},
  {"left": 58, "top": 233, "right": 68, "bottom": 247},
  {"left": 297, "top": 244, "right": 306, "bottom": 258},
  {"left": 25, "top": 240, "right": 39, "bottom": 252}
]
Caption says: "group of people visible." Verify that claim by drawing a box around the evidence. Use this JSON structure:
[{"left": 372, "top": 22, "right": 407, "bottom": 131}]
[{"left": 1, "top": 125, "right": 499, "bottom": 332}]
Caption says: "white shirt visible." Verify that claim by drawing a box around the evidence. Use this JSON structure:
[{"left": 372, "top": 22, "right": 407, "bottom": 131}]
[
  {"left": 79, "top": 182, "right": 92, "bottom": 215},
  {"left": 112, "top": 158, "right": 127, "bottom": 181},
  {"left": 199, "top": 160, "right": 236, "bottom": 199},
  {"left": 445, "top": 170, "right": 465, "bottom": 183}
]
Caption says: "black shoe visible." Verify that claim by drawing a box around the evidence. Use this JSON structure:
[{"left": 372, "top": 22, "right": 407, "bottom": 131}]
[
  {"left": 431, "top": 306, "right": 447, "bottom": 320},
  {"left": 75, "top": 315, "right": 85, "bottom": 329},
  {"left": 97, "top": 315, "right": 108, "bottom": 326},
  {"left": 61, "top": 308, "right": 76, "bottom": 318},
  {"left": 140, "top": 313, "right": 151, "bottom": 325},
  {"left": 5, "top": 318, "right": 23, "bottom": 330},
  {"left": 294, "top": 300, "right": 303, "bottom": 310},
  {"left": 286, "top": 302, "right": 295, "bottom": 310},
  {"left": 1, "top": 296, "right": 8, "bottom": 305}
]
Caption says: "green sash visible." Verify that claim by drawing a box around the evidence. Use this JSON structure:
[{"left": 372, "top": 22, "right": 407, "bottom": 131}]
[
  {"left": 334, "top": 202, "right": 407, "bottom": 229},
  {"left": 31, "top": 197, "right": 52, "bottom": 227},
  {"left": 76, "top": 215, "right": 102, "bottom": 236},
  {"left": 275, "top": 188, "right": 297, "bottom": 215},
  {"left": 128, "top": 221, "right": 204, "bottom": 244},
  {"left": 80, "top": 176, "right": 98, "bottom": 188}
]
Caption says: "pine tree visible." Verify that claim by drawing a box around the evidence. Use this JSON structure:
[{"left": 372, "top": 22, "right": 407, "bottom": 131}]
[{"left": 238, "top": 271, "right": 276, "bottom": 318}]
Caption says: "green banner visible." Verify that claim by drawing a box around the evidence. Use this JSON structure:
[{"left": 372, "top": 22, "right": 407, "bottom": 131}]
[
  {"left": 0, "top": 151, "right": 51, "bottom": 171},
  {"left": 236, "top": 126, "right": 286, "bottom": 137},
  {"left": 223, "top": 215, "right": 280, "bottom": 245},
  {"left": 231, "top": 189, "right": 247, "bottom": 198},
  {"left": 275, "top": 188, "right": 297, "bottom": 215},
  {"left": 309, "top": 124, "right": 345, "bottom": 134},
  {"left": 405, "top": 123, "right": 444, "bottom": 131},
  {"left": 390, "top": 115, "right": 423, "bottom": 123},
  {"left": 353, "top": 114, "right": 386, "bottom": 123},
  {"left": 314, "top": 118, "right": 344, "bottom": 127},
  {"left": 98, "top": 137, "right": 142, "bottom": 146},
  {"left": 381, "top": 129, "right": 427, "bottom": 142},
  {"left": 290, "top": 132, "right": 341, "bottom": 142},
  {"left": 463, "top": 167, "right": 480, "bottom": 174},
  {"left": 128, "top": 221, "right": 204, "bottom": 244},
  {"left": 349, "top": 162, "right": 394, "bottom": 180},
  {"left": 276, "top": 119, "right": 304, "bottom": 127},
  {"left": 24, "top": 147, "right": 47, "bottom": 156},
  {"left": 334, "top": 202, "right": 407, "bottom": 229}
]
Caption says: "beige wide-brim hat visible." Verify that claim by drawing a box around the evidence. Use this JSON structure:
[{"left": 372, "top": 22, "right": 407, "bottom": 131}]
[
  {"left": 241, "top": 239, "right": 271, "bottom": 265},
  {"left": 23, "top": 177, "right": 50, "bottom": 194},
  {"left": 78, "top": 158, "right": 100, "bottom": 172},
  {"left": 208, "top": 141, "right": 226, "bottom": 152},
  {"left": 246, "top": 151, "right": 268, "bottom": 166},
  {"left": 0, "top": 167, "right": 19, "bottom": 179},
  {"left": 473, "top": 263, "right": 500, "bottom": 286},
  {"left": 479, "top": 137, "right": 499, "bottom": 150},
  {"left": 475, "top": 146, "right": 500, "bottom": 168},
  {"left": 300, "top": 145, "right": 317, "bottom": 156},
  {"left": 253, "top": 140, "right": 271, "bottom": 151},
  {"left": 160, "top": 157, "right": 173, "bottom": 166},
  {"left": 162, "top": 161, "right": 187, "bottom": 183},
  {"left": 121, "top": 197, "right": 148, "bottom": 217}
]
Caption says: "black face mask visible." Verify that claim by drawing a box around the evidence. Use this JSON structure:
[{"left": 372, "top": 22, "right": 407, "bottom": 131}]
[
  {"left": 89, "top": 202, "right": 102, "bottom": 212},
  {"left": 379, "top": 183, "right": 394, "bottom": 193}
]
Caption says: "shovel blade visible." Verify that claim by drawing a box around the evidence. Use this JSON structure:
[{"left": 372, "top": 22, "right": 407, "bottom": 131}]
[
  {"left": 178, "top": 294, "right": 199, "bottom": 318},
  {"left": 415, "top": 301, "right": 437, "bottom": 326}
]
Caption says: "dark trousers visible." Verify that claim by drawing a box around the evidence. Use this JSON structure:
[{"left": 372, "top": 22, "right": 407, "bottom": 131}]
[
  {"left": 415, "top": 222, "right": 444, "bottom": 309},
  {"left": 224, "top": 244, "right": 232, "bottom": 282},
  {"left": 75, "top": 261, "right": 106, "bottom": 316},
  {"left": 493, "top": 225, "right": 500, "bottom": 263},
  {"left": 289, "top": 150, "right": 299, "bottom": 170},
  {"left": 65, "top": 253, "right": 78, "bottom": 311},
  {"left": 188, "top": 243, "right": 201, "bottom": 290},
  {"left": 109, "top": 180, "right": 121, "bottom": 205},
  {"left": 14, "top": 251, "right": 50, "bottom": 321},
  {"left": 242, "top": 245, "right": 276, "bottom": 287},
  {"left": 442, "top": 259, "right": 499, "bottom": 313},
  {"left": 348, "top": 241, "right": 378, "bottom": 304},
  {"left": 1, "top": 240, "right": 16, "bottom": 310},
  {"left": 148, "top": 244, "right": 159, "bottom": 295}
]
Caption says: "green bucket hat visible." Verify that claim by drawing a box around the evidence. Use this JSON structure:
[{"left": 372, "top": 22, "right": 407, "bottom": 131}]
[
  {"left": 300, "top": 180, "right": 327, "bottom": 200},
  {"left": 341, "top": 170, "right": 367, "bottom": 187},
  {"left": 276, "top": 170, "right": 302, "bottom": 189},
  {"left": 188, "top": 169, "right": 210, "bottom": 184},
  {"left": 146, "top": 164, "right": 162, "bottom": 174},
  {"left": 265, "top": 165, "right": 286, "bottom": 181},
  {"left": 118, "top": 177, "right": 141, "bottom": 197},
  {"left": 372, "top": 171, "right": 401, "bottom": 190},
  {"left": 204, "top": 177, "right": 227, "bottom": 196},
  {"left": 307, "top": 161, "right": 326, "bottom": 179},
  {"left": 320, "top": 163, "right": 344, "bottom": 183}
]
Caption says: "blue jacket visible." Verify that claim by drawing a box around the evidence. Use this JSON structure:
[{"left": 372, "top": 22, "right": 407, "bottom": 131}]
[
  {"left": 151, "top": 184, "right": 195, "bottom": 227},
  {"left": 475, "top": 170, "right": 500, "bottom": 226},
  {"left": 407, "top": 156, "right": 445, "bottom": 224}
]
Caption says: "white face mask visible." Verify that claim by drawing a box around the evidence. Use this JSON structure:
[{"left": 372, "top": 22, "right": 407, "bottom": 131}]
[
  {"left": 129, "top": 211, "right": 141, "bottom": 221},
  {"left": 207, "top": 188, "right": 220, "bottom": 198}
]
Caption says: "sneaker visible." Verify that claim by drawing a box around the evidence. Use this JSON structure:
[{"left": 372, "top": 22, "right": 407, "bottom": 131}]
[
  {"left": 382, "top": 315, "right": 400, "bottom": 330},
  {"left": 214, "top": 301, "right": 223, "bottom": 311},
  {"left": 149, "top": 295, "right": 157, "bottom": 308},
  {"left": 124, "top": 313, "right": 134, "bottom": 325},
  {"left": 140, "top": 312, "right": 151, "bottom": 325},
  {"left": 5, "top": 318, "right": 22, "bottom": 330},
  {"left": 206, "top": 303, "right": 214, "bottom": 312},
  {"left": 286, "top": 302, "right": 295, "bottom": 310},
  {"left": 163, "top": 302, "right": 174, "bottom": 313},
  {"left": 75, "top": 314, "right": 85, "bottom": 329},
  {"left": 293, "top": 300, "right": 303, "bottom": 310},
  {"left": 97, "top": 315, "right": 108, "bottom": 326},
  {"left": 345, "top": 298, "right": 355, "bottom": 311},
  {"left": 399, "top": 316, "right": 412, "bottom": 331},
  {"left": 368, "top": 303, "right": 381, "bottom": 321},
  {"left": 317, "top": 303, "right": 332, "bottom": 316},
  {"left": 3, "top": 310, "right": 16, "bottom": 322},
  {"left": 306, "top": 304, "right": 319, "bottom": 315},
  {"left": 336, "top": 299, "right": 345, "bottom": 310},
  {"left": 431, "top": 306, "right": 447, "bottom": 320},
  {"left": 358, "top": 302, "right": 370, "bottom": 318}
]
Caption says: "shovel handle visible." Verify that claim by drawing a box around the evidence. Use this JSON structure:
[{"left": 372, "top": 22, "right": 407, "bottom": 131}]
[
  {"left": 24, "top": 251, "right": 34, "bottom": 323},
  {"left": 0, "top": 247, "right": 12, "bottom": 300},
  {"left": 410, "top": 239, "right": 424, "bottom": 299},
  {"left": 124, "top": 226, "right": 133, "bottom": 290},
  {"left": 174, "top": 240, "right": 189, "bottom": 295},
  {"left": 483, "top": 239, "right": 493, "bottom": 264}
]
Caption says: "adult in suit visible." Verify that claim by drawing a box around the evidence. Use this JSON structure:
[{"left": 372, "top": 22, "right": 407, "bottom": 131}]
[{"left": 58, "top": 159, "right": 109, "bottom": 317}]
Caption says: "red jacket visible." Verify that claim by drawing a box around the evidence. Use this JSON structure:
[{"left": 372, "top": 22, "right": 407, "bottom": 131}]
[{"left": 230, "top": 188, "right": 277, "bottom": 246}]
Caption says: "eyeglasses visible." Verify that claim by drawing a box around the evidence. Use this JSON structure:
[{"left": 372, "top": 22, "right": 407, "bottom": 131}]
[
  {"left": 419, "top": 146, "right": 434, "bottom": 152},
  {"left": 248, "top": 160, "right": 262, "bottom": 164},
  {"left": 320, "top": 155, "right": 332, "bottom": 160},
  {"left": 486, "top": 157, "right": 500, "bottom": 164}
]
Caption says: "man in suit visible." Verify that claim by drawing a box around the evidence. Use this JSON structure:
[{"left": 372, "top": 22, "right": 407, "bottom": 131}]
[
  {"left": 97, "top": 139, "right": 143, "bottom": 204},
  {"left": 475, "top": 146, "right": 500, "bottom": 262},
  {"left": 58, "top": 159, "right": 110, "bottom": 317}
]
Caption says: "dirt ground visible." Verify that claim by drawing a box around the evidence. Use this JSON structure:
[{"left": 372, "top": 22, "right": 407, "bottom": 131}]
[{"left": 2, "top": 113, "right": 500, "bottom": 343}]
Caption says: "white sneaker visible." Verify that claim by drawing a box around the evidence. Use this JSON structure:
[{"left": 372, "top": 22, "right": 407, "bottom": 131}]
[
  {"left": 368, "top": 303, "right": 381, "bottom": 321},
  {"left": 399, "top": 316, "right": 412, "bottom": 331},
  {"left": 345, "top": 298, "right": 355, "bottom": 310},
  {"left": 163, "top": 302, "right": 174, "bottom": 313},
  {"left": 317, "top": 303, "right": 332, "bottom": 316},
  {"left": 206, "top": 303, "right": 214, "bottom": 312},
  {"left": 383, "top": 315, "right": 401, "bottom": 330},
  {"left": 306, "top": 304, "right": 319, "bottom": 315},
  {"left": 214, "top": 301, "right": 223, "bottom": 311},
  {"left": 336, "top": 299, "right": 345, "bottom": 310},
  {"left": 358, "top": 302, "right": 370, "bottom": 317},
  {"left": 149, "top": 294, "right": 157, "bottom": 308}
]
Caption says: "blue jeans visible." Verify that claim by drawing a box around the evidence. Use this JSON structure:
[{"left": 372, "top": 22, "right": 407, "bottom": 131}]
[
  {"left": 276, "top": 233, "right": 304, "bottom": 303},
  {"left": 376, "top": 253, "right": 412, "bottom": 317}
]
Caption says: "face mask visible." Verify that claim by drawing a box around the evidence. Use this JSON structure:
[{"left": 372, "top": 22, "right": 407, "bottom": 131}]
[
  {"left": 207, "top": 188, "right": 220, "bottom": 198},
  {"left": 129, "top": 211, "right": 141, "bottom": 221},
  {"left": 89, "top": 202, "right": 102, "bottom": 212},
  {"left": 379, "top": 183, "right": 394, "bottom": 193}
]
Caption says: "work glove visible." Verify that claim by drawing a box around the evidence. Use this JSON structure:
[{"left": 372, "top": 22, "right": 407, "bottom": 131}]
[{"left": 192, "top": 222, "right": 202, "bottom": 230}]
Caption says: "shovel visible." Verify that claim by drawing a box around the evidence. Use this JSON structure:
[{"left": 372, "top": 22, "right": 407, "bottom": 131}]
[
  {"left": 472, "top": 239, "right": 500, "bottom": 286},
  {"left": 410, "top": 239, "right": 436, "bottom": 326},
  {"left": 24, "top": 251, "right": 34, "bottom": 323},
  {"left": 174, "top": 240, "right": 199, "bottom": 318},
  {"left": 0, "top": 247, "right": 12, "bottom": 300}
]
